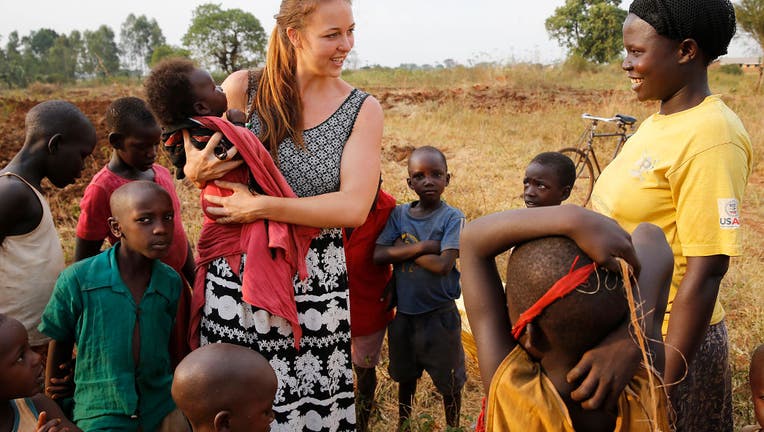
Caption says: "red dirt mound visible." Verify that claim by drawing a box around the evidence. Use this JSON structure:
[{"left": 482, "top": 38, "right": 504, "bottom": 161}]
[{"left": 0, "top": 97, "right": 114, "bottom": 227}]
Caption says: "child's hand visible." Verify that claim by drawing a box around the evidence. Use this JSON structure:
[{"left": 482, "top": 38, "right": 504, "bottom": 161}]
[
  {"left": 46, "top": 359, "right": 75, "bottom": 400},
  {"left": 36, "top": 412, "right": 70, "bottom": 432},
  {"left": 225, "top": 109, "right": 247, "bottom": 125},
  {"left": 393, "top": 237, "right": 440, "bottom": 255},
  {"left": 566, "top": 321, "right": 641, "bottom": 410},
  {"left": 566, "top": 207, "right": 640, "bottom": 276}
]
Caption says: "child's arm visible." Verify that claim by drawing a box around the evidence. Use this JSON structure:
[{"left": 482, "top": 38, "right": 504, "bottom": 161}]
[
  {"left": 39, "top": 270, "right": 81, "bottom": 401},
  {"left": 630, "top": 223, "right": 673, "bottom": 373},
  {"left": 74, "top": 182, "right": 112, "bottom": 261},
  {"left": 460, "top": 205, "right": 639, "bottom": 394},
  {"left": 373, "top": 206, "right": 441, "bottom": 265},
  {"left": 373, "top": 240, "right": 441, "bottom": 265},
  {"left": 412, "top": 211, "right": 462, "bottom": 275},
  {"left": 563, "top": 224, "right": 672, "bottom": 411},
  {"left": 74, "top": 238, "right": 103, "bottom": 262},
  {"left": 33, "top": 394, "right": 81, "bottom": 431},
  {"left": 225, "top": 109, "right": 246, "bottom": 126},
  {"left": 45, "top": 340, "right": 75, "bottom": 400},
  {"left": 460, "top": 223, "right": 514, "bottom": 394},
  {"left": 413, "top": 249, "right": 459, "bottom": 276},
  {"left": 565, "top": 223, "right": 673, "bottom": 410}
]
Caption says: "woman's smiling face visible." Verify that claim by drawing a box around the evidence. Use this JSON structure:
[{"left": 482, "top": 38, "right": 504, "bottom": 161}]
[
  {"left": 621, "top": 13, "right": 683, "bottom": 104},
  {"left": 292, "top": 0, "right": 355, "bottom": 78}
]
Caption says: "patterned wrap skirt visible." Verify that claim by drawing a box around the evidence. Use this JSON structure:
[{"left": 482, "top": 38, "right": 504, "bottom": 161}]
[
  {"left": 672, "top": 320, "right": 732, "bottom": 432},
  {"left": 200, "top": 228, "right": 355, "bottom": 431}
]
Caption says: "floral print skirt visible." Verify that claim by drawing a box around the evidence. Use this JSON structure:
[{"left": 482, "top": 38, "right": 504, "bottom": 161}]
[{"left": 200, "top": 228, "right": 355, "bottom": 431}]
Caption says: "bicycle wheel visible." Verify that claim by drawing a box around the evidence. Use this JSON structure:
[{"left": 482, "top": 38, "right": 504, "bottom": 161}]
[{"left": 558, "top": 147, "right": 595, "bottom": 207}]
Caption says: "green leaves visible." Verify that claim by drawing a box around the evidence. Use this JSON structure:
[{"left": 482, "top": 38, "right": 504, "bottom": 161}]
[
  {"left": 545, "top": 0, "right": 627, "bottom": 64},
  {"left": 0, "top": 3, "right": 266, "bottom": 87},
  {"left": 0, "top": 29, "right": 87, "bottom": 87},
  {"left": 82, "top": 25, "right": 120, "bottom": 78},
  {"left": 120, "top": 14, "right": 166, "bottom": 75},
  {"left": 736, "top": 0, "right": 764, "bottom": 48},
  {"left": 182, "top": 3, "right": 267, "bottom": 74}
]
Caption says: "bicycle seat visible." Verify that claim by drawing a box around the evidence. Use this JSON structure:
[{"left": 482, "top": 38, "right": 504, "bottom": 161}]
[{"left": 615, "top": 114, "right": 637, "bottom": 125}]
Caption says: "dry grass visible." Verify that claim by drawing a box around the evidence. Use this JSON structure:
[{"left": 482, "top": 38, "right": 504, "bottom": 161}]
[
  {"left": 347, "top": 66, "right": 764, "bottom": 430},
  {"left": 3, "top": 64, "right": 761, "bottom": 430}
]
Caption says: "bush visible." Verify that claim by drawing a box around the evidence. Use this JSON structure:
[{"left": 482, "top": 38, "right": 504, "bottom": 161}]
[
  {"left": 720, "top": 64, "right": 743, "bottom": 75},
  {"left": 27, "top": 82, "right": 60, "bottom": 95},
  {"left": 563, "top": 54, "right": 598, "bottom": 74}
]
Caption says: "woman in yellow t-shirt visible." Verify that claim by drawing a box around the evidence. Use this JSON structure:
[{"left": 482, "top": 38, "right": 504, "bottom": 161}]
[{"left": 590, "top": 0, "right": 752, "bottom": 431}]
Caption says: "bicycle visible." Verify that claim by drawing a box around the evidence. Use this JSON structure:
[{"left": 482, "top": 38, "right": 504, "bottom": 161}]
[{"left": 558, "top": 113, "right": 637, "bottom": 206}]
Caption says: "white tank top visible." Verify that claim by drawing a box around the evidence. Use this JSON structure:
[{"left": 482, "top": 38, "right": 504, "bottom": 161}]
[{"left": 0, "top": 173, "right": 65, "bottom": 346}]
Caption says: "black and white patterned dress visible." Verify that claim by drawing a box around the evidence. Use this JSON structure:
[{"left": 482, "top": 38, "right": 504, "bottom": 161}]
[{"left": 199, "top": 80, "right": 368, "bottom": 431}]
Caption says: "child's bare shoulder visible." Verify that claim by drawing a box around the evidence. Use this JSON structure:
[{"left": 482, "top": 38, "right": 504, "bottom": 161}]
[
  {"left": 0, "top": 175, "right": 42, "bottom": 230},
  {"left": 0, "top": 173, "right": 38, "bottom": 202}
]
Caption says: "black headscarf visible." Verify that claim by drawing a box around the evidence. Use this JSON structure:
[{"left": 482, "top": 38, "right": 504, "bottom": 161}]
[{"left": 629, "top": 0, "right": 736, "bottom": 61}]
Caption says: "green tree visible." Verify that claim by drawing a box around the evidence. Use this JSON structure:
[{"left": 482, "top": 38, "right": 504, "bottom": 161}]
[
  {"left": 83, "top": 25, "right": 120, "bottom": 77},
  {"left": 545, "top": 0, "right": 627, "bottom": 64},
  {"left": 0, "top": 37, "right": 7, "bottom": 89},
  {"left": 149, "top": 44, "right": 192, "bottom": 67},
  {"left": 47, "top": 31, "right": 85, "bottom": 82},
  {"left": 1, "top": 32, "right": 28, "bottom": 87},
  {"left": 22, "top": 28, "right": 59, "bottom": 58},
  {"left": 735, "top": 0, "right": 764, "bottom": 89},
  {"left": 120, "top": 14, "right": 165, "bottom": 74},
  {"left": 182, "top": 3, "right": 266, "bottom": 73},
  {"left": 21, "top": 28, "right": 60, "bottom": 81}
]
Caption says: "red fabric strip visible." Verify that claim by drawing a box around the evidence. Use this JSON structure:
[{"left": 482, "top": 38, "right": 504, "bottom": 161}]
[{"left": 511, "top": 256, "right": 596, "bottom": 340}]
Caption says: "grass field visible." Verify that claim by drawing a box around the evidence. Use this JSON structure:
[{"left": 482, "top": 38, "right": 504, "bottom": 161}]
[{"left": 1, "top": 63, "right": 761, "bottom": 430}]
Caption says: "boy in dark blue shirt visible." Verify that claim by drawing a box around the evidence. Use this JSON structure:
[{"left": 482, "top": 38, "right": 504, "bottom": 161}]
[{"left": 374, "top": 146, "right": 466, "bottom": 430}]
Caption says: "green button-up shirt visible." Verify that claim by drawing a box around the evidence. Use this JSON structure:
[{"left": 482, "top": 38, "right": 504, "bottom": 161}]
[{"left": 40, "top": 244, "right": 180, "bottom": 431}]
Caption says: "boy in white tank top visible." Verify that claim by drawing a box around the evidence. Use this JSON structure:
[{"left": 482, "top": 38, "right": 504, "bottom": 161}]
[{"left": 0, "top": 100, "right": 96, "bottom": 356}]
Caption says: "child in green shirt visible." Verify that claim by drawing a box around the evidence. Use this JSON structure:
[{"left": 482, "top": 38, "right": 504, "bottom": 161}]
[{"left": 40, "top": 181, "right": 189, "bottom": 431}]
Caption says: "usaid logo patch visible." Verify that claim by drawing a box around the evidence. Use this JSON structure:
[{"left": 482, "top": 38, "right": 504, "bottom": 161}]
[{"left": 718, "top": 198, "right": 741, "bottom": 229}]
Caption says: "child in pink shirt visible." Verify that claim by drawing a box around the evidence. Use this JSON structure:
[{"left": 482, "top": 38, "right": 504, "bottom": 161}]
[{"left": 74, "top": 97, "right": 194, "bottom": 365}]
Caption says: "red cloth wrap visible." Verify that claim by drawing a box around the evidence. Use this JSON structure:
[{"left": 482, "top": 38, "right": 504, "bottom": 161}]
[
  {"left": 186, "top": 116, "right": 319, "bottom": 350},
  {"left": 475, "top": 396, "right": 486, "bottom": 432},
  {"left": 344, "top": 189, "right": 396, "bottom": 337},
  {"left": 511, "top": 256, "right": 596, "bottom": 340}
]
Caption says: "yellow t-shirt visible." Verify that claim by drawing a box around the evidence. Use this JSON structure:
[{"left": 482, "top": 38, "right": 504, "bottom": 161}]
[
  {"left": 591, "top": 95, "right": 752, "bottom": 333},
  {"left": 485, "top": 346, "right": 670, "bottom": 431}
]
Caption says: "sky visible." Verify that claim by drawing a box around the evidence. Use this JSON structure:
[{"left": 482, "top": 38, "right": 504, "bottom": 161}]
[{"left": 0, "top": 0, "right": 758, "bottom": 68}]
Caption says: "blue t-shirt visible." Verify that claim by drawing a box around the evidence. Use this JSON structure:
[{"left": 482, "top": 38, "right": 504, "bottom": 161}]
[{"left": 376, "top": 201, "right": 464, "bottom": 314}]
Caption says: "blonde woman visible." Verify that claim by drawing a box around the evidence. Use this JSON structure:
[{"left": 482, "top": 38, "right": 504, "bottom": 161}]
[{"left": 183, "top": 0, "right": 381, "bottom": 430}]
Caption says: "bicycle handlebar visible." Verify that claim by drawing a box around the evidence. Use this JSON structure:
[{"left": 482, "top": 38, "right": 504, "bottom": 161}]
[{"left": 581, "top": 113, "right": 637, "bottom": 126}]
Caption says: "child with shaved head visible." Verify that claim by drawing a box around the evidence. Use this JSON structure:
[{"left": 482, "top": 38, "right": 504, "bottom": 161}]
[
  {"left": 461, "top": 206, "right": 674, "bottom": 431},
  {"left": 0, "top": 100, "right": 96, "bottom": 357},
  {"left": 374, "top": 145, "right": 466, "bottom": 429},
  {"left": 40, "top": 181, "right": 189, "bottom": 431},
  {"left": 172, "top": 343, "right": 277, "bottom": 432}
]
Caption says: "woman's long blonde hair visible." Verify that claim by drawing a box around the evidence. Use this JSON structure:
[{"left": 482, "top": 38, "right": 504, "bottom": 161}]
[{"left": 252, "top": 0, "right": 351, "bottom": 159}]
